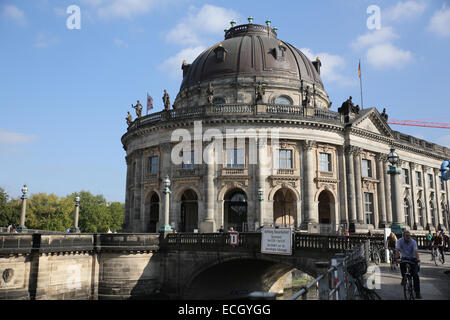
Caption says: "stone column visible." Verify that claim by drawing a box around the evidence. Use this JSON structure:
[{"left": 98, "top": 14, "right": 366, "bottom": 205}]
[
  {"left": 133, "top": 150, "right": 143, "bottom": 232},
  {"left": 422, "top": 165, "right": 433, "bottom": 230},
  {"left": 18, "top": 185, "right": 28, "bottom": 231},
  {"left": 302, "top": 140, "right": 318, "bottom": 232},
  {"left": 384, "top": 161, "right": 393, "bottom": 224},
  {"left": 71, "top": 197, "right": 80, "bottom": 233},
  {"left": 201, "top": 147, "right": 216, "bottom": 232},
  {"left": 257, "top": 138, "right": 267, "bottom": 227},
  {"left": 160, "top": 175, "right": 172, "bottom": 232},
  {"left": 124, "top": 156, "right": 132, "bottom": 230},
  {"left": 434, "top": 168, "right": 443, "bottom": 229},
  {"left": 345, "top": 146, "right": 357, "bottom": 225},
  {"left": 158, "top": 142, "right": 171, "bottom": 230},
  {"left": 353, "top": 148, "right": 364, "bottom": 224},
  {"left": 375, "top": 154, "right": 387, "bottom": 228},
  {"left": 338, "top": 146, "right": 348, "bottom": 227},
  {"left": 390, "top": 161, "right": 405, "bottom": 226},
  {"left": 409, "top": 163, "right": 418, "bottom": 229}
]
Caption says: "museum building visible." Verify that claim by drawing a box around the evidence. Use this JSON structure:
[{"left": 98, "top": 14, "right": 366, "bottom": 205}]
[{"left": 121, "top": 21, "right": 450, "bottom": 234}]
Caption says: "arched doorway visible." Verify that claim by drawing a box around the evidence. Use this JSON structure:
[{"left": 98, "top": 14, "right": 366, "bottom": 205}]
[
  {"left": 145, "top": 192, "right": 159, "bottom": 232},
  {"left": 224, "top": 189, "right": 248, "bottom": 232},
  {"left": 318, "top": 190, "right": 334, "bottom": 233},
  {"left": 180, "top": 189, "right": 198, "bottom": 232},
  {"left": 273, "top": 189, "right": 296, "bottom": 228}
]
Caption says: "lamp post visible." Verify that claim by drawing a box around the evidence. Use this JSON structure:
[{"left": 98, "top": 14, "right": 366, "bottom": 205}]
[
  {"left": 160, "top": 175, "right": 173, "bottom": 232},
  {"left": 387, "top": 147, "right": 404, "bottom": 235},
  {"left": 71, "top": 196, "right": 81, "bottom": 233},
  {"left": 17, "top": 185, "right": 28, "bottom": 232},
  {"left": 258, "top": 186, "right": 264, "bottom": 230}
]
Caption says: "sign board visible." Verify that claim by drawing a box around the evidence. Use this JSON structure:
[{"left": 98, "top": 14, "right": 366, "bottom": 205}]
[
  {"left": 261, "top": 227, "right": 292, "bottom": 255},
  {"left": 229, "top": 232, "right": 239, "bottom": 247}
]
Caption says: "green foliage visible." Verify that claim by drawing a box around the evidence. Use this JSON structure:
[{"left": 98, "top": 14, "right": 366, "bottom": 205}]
[{"left": 0, "top": 188, "right": 124, "bottom": 233}]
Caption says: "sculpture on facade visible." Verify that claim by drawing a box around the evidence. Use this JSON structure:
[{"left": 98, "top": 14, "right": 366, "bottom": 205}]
[
  {"left": 381, "top": 108, "right": 389, "bottom": 122},
  {"left": 132, "top": 100, "right": 143, "bottom": 118},
  {"left": 255, "top": 82, "right": 266, "bottom": 102},
  {"left": 163, "top": 89, "right": 171, "bottom": 110},
  {"left": 207, "top": 83, "right": 214, "bottom": 104},
  {"left": 126, "top": 111, "right": 133, "bottom": 126},
  {"left": 302, "top": 86, "right": 311, "bottom": 107}
]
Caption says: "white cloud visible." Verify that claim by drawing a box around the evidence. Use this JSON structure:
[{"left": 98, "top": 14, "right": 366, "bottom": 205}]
[
  {"left": 166, "top": 5, "right": 240, "bottom": 45},
  {"left": 53, "top": 7, "right": 66, "bottom": 17},
  {"left": 160, "top": 46, "right": 206, "bottom": 78},
  {"left": 428, "top": 4, "right": 450, "bottom": 37},
  {"left": 300, "top": 48, "right": 355, "bottom": 86},
  {"left": 35, "top": 32, "right": 58, "bottom": 48},
  {"left": 383, "top": 1, "right": 427, "bottom": 22},
  {"left": 0, "top": 130, "right": 38, "bottom": 145},
  {"left": 82, "top": 0, "right": 172, "bottom": 20},
  {"left": 366, "top": 43, "right": 413, "bottom": 69},
  {"left": 2, "top": 5, "right": 26, "bottom": 25},
  {"left": 113, "top": 38, "right": 128, "bottom": 48},
  {"left": 351, "top": 27, "right": 399, "bottom": 50}
]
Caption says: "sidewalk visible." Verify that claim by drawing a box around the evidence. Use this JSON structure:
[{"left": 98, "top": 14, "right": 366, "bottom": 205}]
[{"left": 376, "top": 250, "right": 450, "bottom": 300}]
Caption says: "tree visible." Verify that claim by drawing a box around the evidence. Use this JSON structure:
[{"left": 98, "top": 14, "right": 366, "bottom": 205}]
[
  {"left": 0, "top": 188, "right": 21, "bottom": 227},
  {"left": 108, "top": 202, "right": 125, "bottom": 232}
]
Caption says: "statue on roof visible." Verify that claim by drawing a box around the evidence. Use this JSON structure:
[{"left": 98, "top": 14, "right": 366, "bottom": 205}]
[
  {"left": 126, "top": 111, "right": 133, "bottom": 126},
  {"left": 381, "top": 108, "right": 389, "bottom": 121},
  {"left": 163, "top": 89, "right": 171, "bottom": 110},
  {"left": 132, "top": 100, "right": 143, "bottom": 118},
  {"left": 338, "top": 96, "right": 360, "bottom": 116}
]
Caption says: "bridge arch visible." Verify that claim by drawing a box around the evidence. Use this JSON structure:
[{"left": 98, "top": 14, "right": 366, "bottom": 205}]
[{"left": 180, "top": 255, "right": 315, "bottom": 299}]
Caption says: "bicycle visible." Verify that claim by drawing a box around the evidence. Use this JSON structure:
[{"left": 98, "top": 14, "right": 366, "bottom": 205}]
[
  {"left": 369, "top": 243, "right": 383, "bottom": 265},
  {"left": 431, "top": 246, "right": 444, "bottom": 266},
  {"left": 346, "top": 259, "right": 382, "bottom": 300},
  {"left": 388, "top": 248, "right": 397, "bottom": 271},
  {"left": 399, "top": 259, "right": 418, "bottom": 300}
]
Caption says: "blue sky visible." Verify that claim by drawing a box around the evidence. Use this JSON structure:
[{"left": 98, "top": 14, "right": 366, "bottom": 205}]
[{"left": 1, "top": 0, "right": 450, "bottom": 202}]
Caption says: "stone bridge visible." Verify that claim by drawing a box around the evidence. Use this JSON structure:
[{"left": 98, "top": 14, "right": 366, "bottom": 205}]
[{"left": 0, "top": 232, "right": 426, "bottom": 300}]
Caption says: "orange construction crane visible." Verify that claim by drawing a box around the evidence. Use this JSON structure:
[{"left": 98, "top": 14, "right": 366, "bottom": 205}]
[{"left": 387, "top": 119, "right": 450, "bottom": 129}]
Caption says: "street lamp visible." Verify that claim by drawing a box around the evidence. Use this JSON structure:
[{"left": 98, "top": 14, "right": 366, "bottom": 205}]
[
  {"left": 387, "top": 147, "right": 404, "bottom": 235},
  {"left": 160, "top": 175, "right": 173, "bottom": 232},
  {"left": 71, "top": 196, "right": 81, "bottom": 233},
  {"left": 17, "top": 185, "right": 28, "bottom": 232}
]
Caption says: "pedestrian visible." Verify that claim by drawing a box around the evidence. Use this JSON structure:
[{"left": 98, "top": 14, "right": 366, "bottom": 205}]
[
  {"left": 228, "top": 226, "right": 234, "bottom": 232},
  {"left": 12, "top": 225, "right": 17, "bottom": 233},
  {"left": 65, "top": 228, "right": 70, "bottom": 233},
  {"left": 7, "top": 223, "right": 12, "bottom": 233},
  {"left": 219, "top": 226, "right": 224, "bottom": 233}
]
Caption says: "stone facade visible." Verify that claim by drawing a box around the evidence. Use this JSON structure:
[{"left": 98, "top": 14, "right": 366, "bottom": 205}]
[{"left": 121, "top": 23, "right": 450, "bottom": 235}]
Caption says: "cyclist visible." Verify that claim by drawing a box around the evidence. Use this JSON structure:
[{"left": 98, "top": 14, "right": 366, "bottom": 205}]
[
  {"left": 386, "top": 232, "right": 397, "bottom": 262},
  {"left": 395, "top": 230, "right": 421, "bottom": 299},
  {"left": 431, "top": 232, "right": 444, "bottom": 263}
]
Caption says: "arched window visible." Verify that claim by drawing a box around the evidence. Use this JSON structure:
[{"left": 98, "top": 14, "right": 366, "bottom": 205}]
[
  {"left": 213, "top": 97, "right": 226, "bottom": 105},
  {"left": 404, "top": 198, "right": 411, "bottom": 227},
  {"left": 274, "top": 96, "right": 292, "bottom": 105}
]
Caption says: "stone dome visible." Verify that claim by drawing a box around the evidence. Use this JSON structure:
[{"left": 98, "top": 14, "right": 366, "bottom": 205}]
[{"left": 179, "top": 23, "right": 324, "bottom": 92}]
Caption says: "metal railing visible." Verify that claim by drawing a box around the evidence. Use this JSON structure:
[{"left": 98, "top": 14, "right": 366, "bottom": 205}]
[{"left": 288, "top": 241, "right": 369, "bottom": 300}]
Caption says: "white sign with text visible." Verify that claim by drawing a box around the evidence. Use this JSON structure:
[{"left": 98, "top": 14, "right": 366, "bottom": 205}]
[{"left": 261, "top": 227, "right": 292, "bottom": 255}]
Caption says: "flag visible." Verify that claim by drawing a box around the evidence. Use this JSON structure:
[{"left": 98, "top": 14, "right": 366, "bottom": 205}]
[
  {"left": 147, "top": 93, "right": 153, "bottom": 112},
  {"left": 358, "top": 60, "right": 361, "bottom": 78}
]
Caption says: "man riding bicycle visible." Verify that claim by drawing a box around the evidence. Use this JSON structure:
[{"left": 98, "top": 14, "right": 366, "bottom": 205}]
[
  {"left": 433, "top": 232, "right": 445, "bottom": 263},
  {"left": 395, "top": 231, "right": 422, "bottom": 299}
]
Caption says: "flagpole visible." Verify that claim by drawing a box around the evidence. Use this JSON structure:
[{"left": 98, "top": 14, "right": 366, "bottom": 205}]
[{"left": 359, "top": 60, "right": 364, "bottom": 110}]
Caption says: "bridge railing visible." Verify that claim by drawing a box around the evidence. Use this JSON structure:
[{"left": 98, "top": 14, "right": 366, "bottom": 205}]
[{"left": 164, "top": 232, "right": 261, "bottom": 251}]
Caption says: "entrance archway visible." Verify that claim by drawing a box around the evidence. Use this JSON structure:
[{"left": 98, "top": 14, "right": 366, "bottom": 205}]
[
  {"left": 224, "top": 189, "right": 248, "bottom": 232},
  {"left": 273, "top": 188, "right": 296, "bottom": 227},
  {"left": 145, "top": 192, "right": 159, "bottom": 232},
  {"left": 318, "top": 190, "right": 335, "bottom": 233},
  {"left": 180, "top": 189, "right": 198, "bottom": 232}
]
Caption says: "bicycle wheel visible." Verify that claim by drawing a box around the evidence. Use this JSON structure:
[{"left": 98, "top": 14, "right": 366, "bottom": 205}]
[
  {"left": 404, "top": 276, "right": 414, "bottom": 300},
  {"left": 374, "top": 250, "right": 381, "bottom": 265}
]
